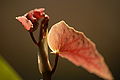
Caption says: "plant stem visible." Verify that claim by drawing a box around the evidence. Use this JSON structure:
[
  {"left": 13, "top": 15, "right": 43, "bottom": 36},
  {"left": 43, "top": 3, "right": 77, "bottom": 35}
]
[
  {"left": 51, "top": 54, "right": 59, "bottom": 74},
  {"left": 38, "top": 17, "right": 52, "bottom": 80},
  {"left": 37, "top": 37, "right": 52, "bottom": 74},
  {"left": 29, "top": 32, "right": 38, "bottom": 46},
  {"left": 29, "top": 15, "right": 59, "bottom": 80},
  {"left": 29, "top": 30, "right": 52, "bottom": 80}
]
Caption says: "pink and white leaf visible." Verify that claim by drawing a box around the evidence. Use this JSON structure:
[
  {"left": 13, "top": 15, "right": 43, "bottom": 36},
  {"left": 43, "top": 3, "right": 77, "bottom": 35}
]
[{"left": 47, "top": 21, "right": 113, "bottom": 80}]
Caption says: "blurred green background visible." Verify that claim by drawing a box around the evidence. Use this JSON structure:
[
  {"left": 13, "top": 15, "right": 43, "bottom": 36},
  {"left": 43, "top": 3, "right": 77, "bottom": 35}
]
[
  {"left": 0, "top": 56, "right": 22, "bottom": 80},
  {"left": 0, "top": 0, "right": 120, "bottom": 80}
]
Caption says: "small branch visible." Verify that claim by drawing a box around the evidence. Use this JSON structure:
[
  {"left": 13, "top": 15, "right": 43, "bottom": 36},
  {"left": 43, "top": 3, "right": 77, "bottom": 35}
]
[
  {"left": 37, "top": 15, "right": 52, "bottom": 80},
  {"left": 38, "top": 16, "right": 49, "bottom": 45},
  {"left": 51, "top": 54, "right": 59, "bottom": 75},
  {"left": 29, "top": 32, "right": 38, "bottom": 46}
]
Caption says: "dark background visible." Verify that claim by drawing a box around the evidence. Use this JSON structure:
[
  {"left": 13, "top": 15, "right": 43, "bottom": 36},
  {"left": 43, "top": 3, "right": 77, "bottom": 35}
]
[{"left": 0, "top": 0, "right": 120, "bottom": 80}]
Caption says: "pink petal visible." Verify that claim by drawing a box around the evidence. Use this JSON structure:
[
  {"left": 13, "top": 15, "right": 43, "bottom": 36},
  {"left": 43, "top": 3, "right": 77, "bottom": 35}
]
[
  {"left": 48, "top": 21, "right": 113, "bottom": 80},
  {"left": 26, "top": 8, "right": 45, "bottom": 22},
  {"left": 16, "top": 16, "right": 33, "bottom": 30},
  {"left": 33, "top": 8, "right": 45, "bottom": 19},
  {"left": 16, "top": 8, "right": 47, "bottom": 31}
]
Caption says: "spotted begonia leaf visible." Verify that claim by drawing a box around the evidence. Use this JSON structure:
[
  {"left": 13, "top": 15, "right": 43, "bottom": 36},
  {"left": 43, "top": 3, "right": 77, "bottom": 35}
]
[{"left": 47, "top": 21, "right": 113, "bottom": 80}]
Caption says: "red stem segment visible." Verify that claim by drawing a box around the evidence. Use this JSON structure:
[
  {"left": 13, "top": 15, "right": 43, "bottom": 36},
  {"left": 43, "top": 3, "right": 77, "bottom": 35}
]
[{"left": 29, "top": 32, "right": 38, "bottom": 46}]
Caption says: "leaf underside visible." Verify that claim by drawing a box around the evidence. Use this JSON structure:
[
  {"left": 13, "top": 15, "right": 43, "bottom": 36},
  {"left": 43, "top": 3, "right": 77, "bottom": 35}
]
[{"left": 47, "top": 21, "right": 113, "bottom": 80}]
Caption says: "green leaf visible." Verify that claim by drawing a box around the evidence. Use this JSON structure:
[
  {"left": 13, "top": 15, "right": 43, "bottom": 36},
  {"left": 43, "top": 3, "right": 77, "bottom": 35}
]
[{"left": 0, "top": 56, "right": 22, "bottom": 80}]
